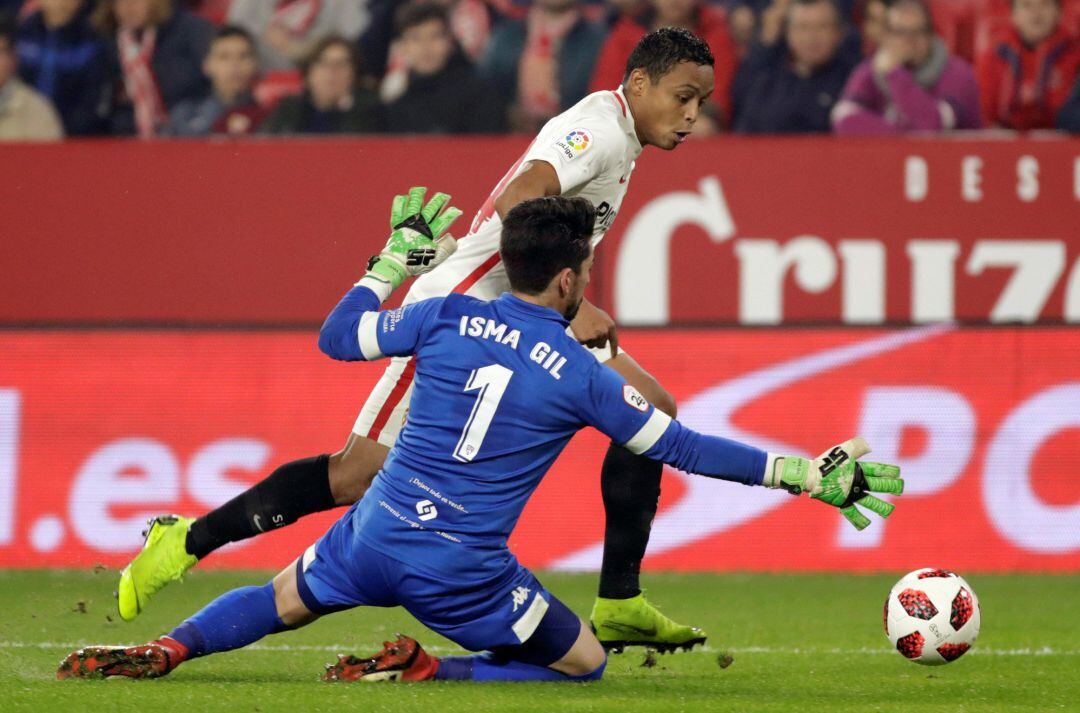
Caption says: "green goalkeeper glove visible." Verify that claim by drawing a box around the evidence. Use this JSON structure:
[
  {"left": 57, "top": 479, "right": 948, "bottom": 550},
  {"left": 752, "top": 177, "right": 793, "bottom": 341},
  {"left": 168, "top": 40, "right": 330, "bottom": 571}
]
[
  {"left": 763, "top": 437, "right": 903, "bottom": 530},
  {"left": 365, "top": 186, "right": 463, "bottom": 290}
]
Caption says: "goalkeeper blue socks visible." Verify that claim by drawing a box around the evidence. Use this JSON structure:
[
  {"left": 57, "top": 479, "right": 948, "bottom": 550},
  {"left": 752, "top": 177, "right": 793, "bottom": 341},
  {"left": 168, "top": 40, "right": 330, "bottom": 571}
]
[
  {"left": 158, "top": 579, "right": 604, "bottom": 683},
  {"left": 434, "top": 654, "right": 605, "bottom": 682},
  {"left": 167, "top": 582, "right": 286, "bottom": 658},
  {"left": 432, "top": 592, "right": 602, "bottom": 682}
]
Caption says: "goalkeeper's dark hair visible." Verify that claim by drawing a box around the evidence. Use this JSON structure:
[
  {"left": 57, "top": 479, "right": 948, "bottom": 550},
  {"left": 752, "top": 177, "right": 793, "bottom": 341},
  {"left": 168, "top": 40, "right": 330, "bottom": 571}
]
[
  {"left": 622, "top": 27, "right": 714, "bottom": 85},
  {"left": 500, "top": 197, "right": 594, "bottom": 295}
]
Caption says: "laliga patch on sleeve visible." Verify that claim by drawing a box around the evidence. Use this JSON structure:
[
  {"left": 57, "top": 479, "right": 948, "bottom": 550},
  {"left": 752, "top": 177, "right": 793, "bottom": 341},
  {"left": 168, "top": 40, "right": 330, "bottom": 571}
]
[
  {"left": 622, "top": 384, "right": 649, "bottom": 412},
  {"left": 553, "top": 128, "right": 593, "bottom": 161}
]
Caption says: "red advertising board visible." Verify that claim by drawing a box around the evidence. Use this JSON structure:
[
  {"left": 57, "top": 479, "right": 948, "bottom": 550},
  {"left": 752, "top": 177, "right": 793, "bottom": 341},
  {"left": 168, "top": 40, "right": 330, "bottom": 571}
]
[
  {"left": 2, "top": 137, "right": 1078, "bottom": 326},
  {"left": 604, "top": 138, "right": 1080, "bottom": 326},
  {"left": 1, "top": 326, "right": 1077, "bottom": 572}
]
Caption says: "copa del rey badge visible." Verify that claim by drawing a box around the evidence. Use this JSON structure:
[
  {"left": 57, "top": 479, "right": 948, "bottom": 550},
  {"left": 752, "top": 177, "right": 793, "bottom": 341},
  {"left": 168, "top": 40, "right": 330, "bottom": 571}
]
[{"left": 555, "top": 129, "right": 593, "bottom": 161}]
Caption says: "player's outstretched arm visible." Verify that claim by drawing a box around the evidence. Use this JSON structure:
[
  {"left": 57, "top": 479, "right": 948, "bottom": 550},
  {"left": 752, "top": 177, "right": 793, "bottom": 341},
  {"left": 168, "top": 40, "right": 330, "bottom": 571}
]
[
  {"left": 760, "top": 437, "right": 904, "bottom": 530},
  {"left": 319, "top": 186, "right": 461, "bottom": 361},
  {"left": 586, "top": 371, "right": 902, "bottom": 530},
  {"left": 641, "top": 418, "right": 903, "bottom": 530}
]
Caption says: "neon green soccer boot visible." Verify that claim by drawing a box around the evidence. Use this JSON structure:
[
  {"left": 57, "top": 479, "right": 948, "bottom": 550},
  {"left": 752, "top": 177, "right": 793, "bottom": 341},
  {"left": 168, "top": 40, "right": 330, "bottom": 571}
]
[
  {"left": 117, "top": 515, "right": 198, "bottom": 622},
  {"left": 590, "top": 593, "right": 708, "bottom": 654}
]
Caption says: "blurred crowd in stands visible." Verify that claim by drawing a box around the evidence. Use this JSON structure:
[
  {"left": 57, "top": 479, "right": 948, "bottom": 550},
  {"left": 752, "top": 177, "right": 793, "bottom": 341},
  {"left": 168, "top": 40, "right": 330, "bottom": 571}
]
[{"left": 0, "top": 0, "right": 1078, "bottom": 140}]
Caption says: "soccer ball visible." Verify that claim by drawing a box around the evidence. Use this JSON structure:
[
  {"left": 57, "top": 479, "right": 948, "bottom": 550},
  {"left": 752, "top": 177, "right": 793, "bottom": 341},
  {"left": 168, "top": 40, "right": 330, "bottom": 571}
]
[{"left": 884, "top": 568, "right": 981, "bottom": 665}]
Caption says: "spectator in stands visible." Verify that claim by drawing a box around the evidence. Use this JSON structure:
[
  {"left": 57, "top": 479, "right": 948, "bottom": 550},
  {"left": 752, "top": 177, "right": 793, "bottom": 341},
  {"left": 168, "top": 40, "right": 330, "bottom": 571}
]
[
  {"left": 439, "top": 0, "right": 494, "bottom": 62},
  {"left": 363, "top": 0, "right": 494, "bottom": 93},
  {"left": 727, "top": 1, "right": 767, "bottom": 53},
  {"left": 227, "top": 0, "right": 371, "bottom": 73},
  {"left": 360, "top": 0, "right": 408, "bottom": 80},
  {"left": 184, "top": 0, "right": 231, "bottom": 25},
  {"left": 757, "top": 0, "right": 791, "bottom": 46},
  {"left": 94, "top": 0, "right": 213, "bottom": 137},
  {"left": 480, "top": 0, "right": 606, "bottom": 132},
  {"left": 832, "top": 0, "right": 981, "bottom": 134},
  {"left": 854, "top": 0, "right": 886, "bottom": 53},
  {"left": 598, "top": 0, "right": 646, "bottom": 29},
  {"left": 0, "top": 13, "right": 64, "bottom": 139},
  {"left": 167, "top": 25, "right": 268, "bottom": 136},
  {"left": 16, "top": 0, "right": 108, "bottom": 135},
  {"left": 734, "top": 0, "right": 858, "bottom": 133},
  {"left": 375, "top": 0, "right": 486, "bottom": 97},
  {"left": 1056, "top": 72, "right": 1080, "bottom": 131},
  {"left": 733, "top": 0, "right": 854, "bottom": 52},
  {"left": 262, "top": 35, "right": 383, "bottom": 134},
  {"left": 384, "top": 2, "right": 504, "bottom": 133},
  {"left": 976, "top": 0, "right": 1080, "bottom": 130},
  {"left": 589, "top": 0, "right": 738, "bottom": 130}
]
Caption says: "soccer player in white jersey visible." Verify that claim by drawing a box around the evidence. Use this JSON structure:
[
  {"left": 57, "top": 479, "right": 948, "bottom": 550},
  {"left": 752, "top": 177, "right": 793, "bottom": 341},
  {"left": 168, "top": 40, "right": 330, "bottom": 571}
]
[
  {"left": 59, "top": 193, "right": 901, "bottom": 684},
  {"left": 118, "top": 28, "right": 717, "bottom": 653}
]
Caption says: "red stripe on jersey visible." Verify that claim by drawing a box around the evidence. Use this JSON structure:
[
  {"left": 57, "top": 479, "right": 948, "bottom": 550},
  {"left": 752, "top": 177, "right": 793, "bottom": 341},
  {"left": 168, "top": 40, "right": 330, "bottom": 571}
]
[
  {"left": 468, "top": 140, "right": 536, "bottom": 235},
  {"left": 371, "top": 133, "right": 521, "bottom": 441},
  {"left": 611, "top": 90, "right": 627, "bottom": 117},
  {"left": 369, "top": 358, "right": 417, "bottom": 441},
  {"left": 368, "top": 252, "right": 501, "bottom": 440},
  {"left": 452, "top": 251, "right": 502, "bottom": 295}
]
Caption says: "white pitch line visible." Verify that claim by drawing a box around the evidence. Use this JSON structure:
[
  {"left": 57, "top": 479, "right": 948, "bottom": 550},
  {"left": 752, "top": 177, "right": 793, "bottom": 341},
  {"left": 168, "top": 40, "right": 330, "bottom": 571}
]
[
  {"left": 4, "top": 641, "right": 1077, "bottom": 657},
  {"left": 720, "top": 645, "right": 1079, "bottom": 657},
  {"left": 0, "top": 640, "right": 466, "bottom": 656}
]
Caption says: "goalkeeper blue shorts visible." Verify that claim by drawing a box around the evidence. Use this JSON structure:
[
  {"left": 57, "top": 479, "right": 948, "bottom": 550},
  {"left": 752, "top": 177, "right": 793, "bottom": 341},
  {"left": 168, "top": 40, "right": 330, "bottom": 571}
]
[{"left": 295, "top": 503, "right": 581, "bottom": 666}]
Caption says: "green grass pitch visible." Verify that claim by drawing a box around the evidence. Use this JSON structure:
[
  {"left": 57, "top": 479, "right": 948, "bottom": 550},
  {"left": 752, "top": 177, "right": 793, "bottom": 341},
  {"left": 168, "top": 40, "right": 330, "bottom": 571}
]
[{"left": 1, "top": 570, "right": 1076, "bottom": 712}]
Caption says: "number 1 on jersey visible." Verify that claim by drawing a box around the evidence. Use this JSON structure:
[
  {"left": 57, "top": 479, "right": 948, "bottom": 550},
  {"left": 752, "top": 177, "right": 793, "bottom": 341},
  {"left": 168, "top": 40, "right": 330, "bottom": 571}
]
[{"left": 454, "top": 364, "right": 513, "bottom": 462}]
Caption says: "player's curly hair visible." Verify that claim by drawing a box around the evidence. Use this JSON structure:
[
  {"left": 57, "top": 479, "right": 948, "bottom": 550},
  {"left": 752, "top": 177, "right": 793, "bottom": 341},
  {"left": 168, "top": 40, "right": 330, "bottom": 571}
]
[
  {"left": 500, "top": 197, "right": 594, "bottom": 295},
  {"left": 623, "top": 27, "right": 714, "bottom": 84}
]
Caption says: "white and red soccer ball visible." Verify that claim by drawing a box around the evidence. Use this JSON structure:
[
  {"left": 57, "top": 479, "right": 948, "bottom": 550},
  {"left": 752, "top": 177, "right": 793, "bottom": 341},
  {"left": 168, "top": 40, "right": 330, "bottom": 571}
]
[{"left": 884, "top": 568, "right": 981, "bottom": 665}]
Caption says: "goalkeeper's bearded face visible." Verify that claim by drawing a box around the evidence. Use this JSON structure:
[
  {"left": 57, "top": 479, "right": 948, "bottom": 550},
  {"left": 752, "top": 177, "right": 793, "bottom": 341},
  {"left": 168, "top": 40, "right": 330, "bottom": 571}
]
[{"left": 561, "top": 249, "right": 593, "bottom": 321}]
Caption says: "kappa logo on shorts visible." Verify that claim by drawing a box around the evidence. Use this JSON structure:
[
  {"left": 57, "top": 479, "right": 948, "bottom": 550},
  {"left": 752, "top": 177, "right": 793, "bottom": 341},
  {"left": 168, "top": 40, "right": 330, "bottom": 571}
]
[
  {"left": 554, "top": 128, "right": 593, "bottom": 161},
  {"left": 511, "top": 586, "right": 531, "bottom": 612},
  {"left": 622, "top": 384, "right": 649, "bottom": 412},
  {"left": 415, "top": 499, "right": 438, "bottom": 521}
]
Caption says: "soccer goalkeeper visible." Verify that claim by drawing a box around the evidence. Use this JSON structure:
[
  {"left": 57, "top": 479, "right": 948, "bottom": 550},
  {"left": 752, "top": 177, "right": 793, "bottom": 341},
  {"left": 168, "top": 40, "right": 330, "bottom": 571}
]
[{"left": 59, "top": 190, "right": 902, "bottom": 683}]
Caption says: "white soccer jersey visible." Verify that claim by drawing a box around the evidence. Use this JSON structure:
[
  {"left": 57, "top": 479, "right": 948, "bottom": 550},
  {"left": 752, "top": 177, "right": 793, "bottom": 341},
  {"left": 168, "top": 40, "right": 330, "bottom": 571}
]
[
  {"left": 354, "top": 87, "right": 644, "bottom": 444},
  {"left": 402, "top": 86, "right": 644, "bottom": 306}
]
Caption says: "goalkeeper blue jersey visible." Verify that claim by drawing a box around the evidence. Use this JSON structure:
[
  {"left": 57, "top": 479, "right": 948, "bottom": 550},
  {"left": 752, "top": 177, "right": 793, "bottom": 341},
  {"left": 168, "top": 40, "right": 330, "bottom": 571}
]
[{"left": 318, "top": 285, "right": 766, "bottom": 581}]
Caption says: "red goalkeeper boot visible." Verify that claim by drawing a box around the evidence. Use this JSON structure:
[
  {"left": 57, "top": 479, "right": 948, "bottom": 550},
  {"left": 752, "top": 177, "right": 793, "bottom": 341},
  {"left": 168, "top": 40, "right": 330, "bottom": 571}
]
[
  {"left": 321, "top": 634, "right": 439, "bottom": 682},
  {"left": 56, "top": 637, "right": 189, "bottom": 680}
]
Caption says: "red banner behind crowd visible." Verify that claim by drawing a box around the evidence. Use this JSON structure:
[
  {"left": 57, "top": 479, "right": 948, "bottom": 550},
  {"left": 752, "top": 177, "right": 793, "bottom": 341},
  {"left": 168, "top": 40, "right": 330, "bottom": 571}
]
[
  {"left": 1, "top": 327, "right": 1077, "bottom": 572},
  {"left": 2, "top": 137, "right": 1078, "bottom": 326}
]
